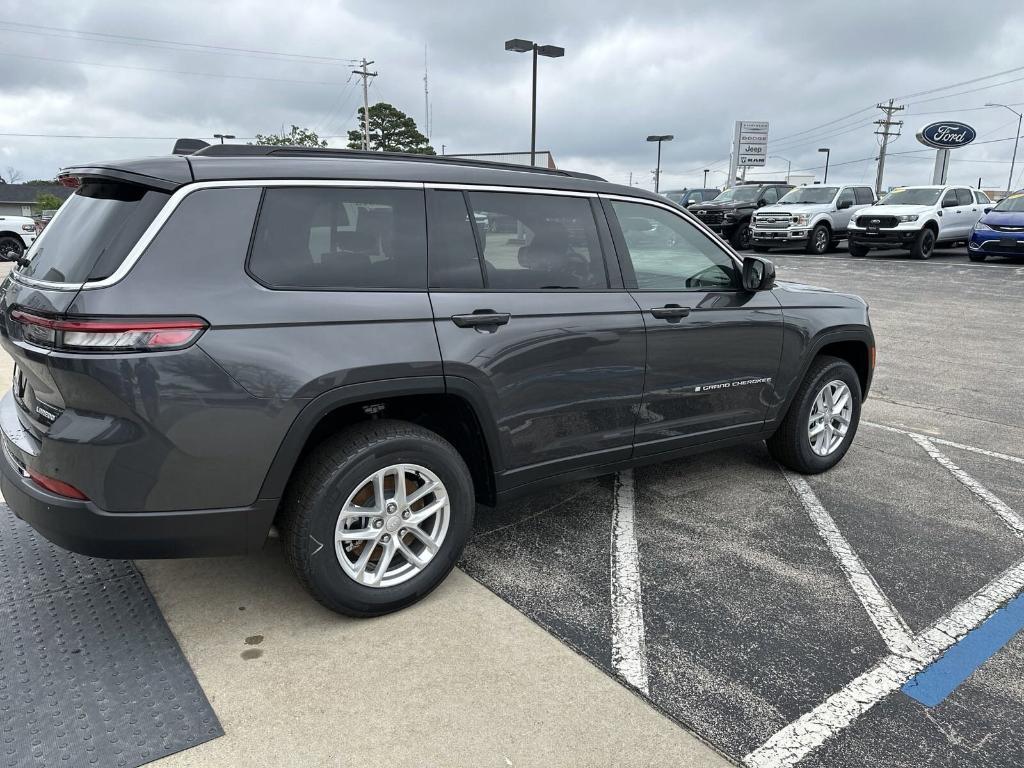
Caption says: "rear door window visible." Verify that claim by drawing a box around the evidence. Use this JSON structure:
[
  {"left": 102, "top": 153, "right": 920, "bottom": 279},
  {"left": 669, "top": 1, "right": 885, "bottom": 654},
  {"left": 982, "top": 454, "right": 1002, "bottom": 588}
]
[
  {"left": 17, "top": 181, "right": 169, "bottom": 284},
  {"left": 974, "top": 190, "right": 991, "bottom": 204},
  {"left": 464, "top": 192, "right": 607, "bottom": 290},
  {"left": 956, "top": 188, "right": 974, "bottom": 206},
  {"left": 248, "top": 186, "right": 427, "bottom": 290},
  {"left": 854, "top": 187, "right": 874, "bottom": 205}
]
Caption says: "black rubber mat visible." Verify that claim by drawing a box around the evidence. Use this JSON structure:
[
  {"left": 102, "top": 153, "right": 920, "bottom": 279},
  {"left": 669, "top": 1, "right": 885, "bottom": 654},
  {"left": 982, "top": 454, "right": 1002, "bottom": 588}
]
[{"left": 0, "top": 504, "right": 222, "bottom": 767}]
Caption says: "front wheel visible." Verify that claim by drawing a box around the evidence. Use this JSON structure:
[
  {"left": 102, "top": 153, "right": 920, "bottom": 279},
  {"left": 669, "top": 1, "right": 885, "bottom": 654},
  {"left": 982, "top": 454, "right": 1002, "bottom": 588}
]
[
  {"left": 806, "top": 224, "right": 831, "bottom": 255},
  {"left": 968, "top": 251, "right": 987, "bottom": 262},
  {"left": 0, "top": 235, "right": 23, "bottom": 262},
  {"left": 729, "top": 222, "right": 752, "bottom": 250},
  {"left": 280, "top": 420, "right": 475, "bottom": 617},
  {"left": 767, "top": 356, "right": 862, "bottom": 473},
  {"left": 848, "top": 241, "right": 869, "bottom": 257},
  {"left": 752, "top": 245, "right": 771, "bottom": 254},
  {"left": 910, "top": 228, "right": 935, "bottom": 259}
]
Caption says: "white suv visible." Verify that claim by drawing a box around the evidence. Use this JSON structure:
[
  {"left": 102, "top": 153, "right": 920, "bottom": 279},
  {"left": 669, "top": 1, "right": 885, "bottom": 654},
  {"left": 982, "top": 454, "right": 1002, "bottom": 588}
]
[
  {"left": 751, "top": 185, "right": 876, "bottom": 254},
  {"left": 0, "top": 214, "right": 37, "bottom": 261},
  {"left": 847, "top": 185, "right": 992, "bottom": 259}
]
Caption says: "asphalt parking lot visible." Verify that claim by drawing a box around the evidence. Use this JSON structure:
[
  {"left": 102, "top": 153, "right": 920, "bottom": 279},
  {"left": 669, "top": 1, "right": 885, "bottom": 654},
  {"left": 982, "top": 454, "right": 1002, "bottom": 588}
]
[
  {"left": 2, "top": 244, "right": 1023, "bottom": 767},
  {"left": 461, "top": 244, "right": 1024, "bottom": 766}
]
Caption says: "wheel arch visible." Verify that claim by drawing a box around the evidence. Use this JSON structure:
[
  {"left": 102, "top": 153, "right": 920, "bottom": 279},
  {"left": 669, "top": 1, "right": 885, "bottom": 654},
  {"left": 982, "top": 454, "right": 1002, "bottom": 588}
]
[{"left": 259, "top": 376, "right": 501, "bottom": 509}]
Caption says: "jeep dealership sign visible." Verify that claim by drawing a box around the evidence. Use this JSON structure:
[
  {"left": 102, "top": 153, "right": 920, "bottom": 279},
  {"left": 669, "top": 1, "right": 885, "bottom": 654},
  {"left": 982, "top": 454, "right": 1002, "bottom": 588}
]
[{"left": 916, "top": 121, "right": 977, "bottom": 150}]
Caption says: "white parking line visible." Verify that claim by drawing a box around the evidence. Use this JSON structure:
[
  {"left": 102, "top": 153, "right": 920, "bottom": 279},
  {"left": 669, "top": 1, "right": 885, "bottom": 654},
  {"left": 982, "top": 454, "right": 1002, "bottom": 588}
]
[
  {"left": 610, "top": 469, "right": 649, "bottom": 695},
  {"left": 781, "top": 469, "right": 915, "bottom": 656},
  {"left": 864, "top": 421, "right": 1024, "bottom": 466},
  {"left": 744, "top": 558, "right": 1024, "bottom": 768},
  {"left": 908, "top": 433, "right": 1024, "bottom": 538}
]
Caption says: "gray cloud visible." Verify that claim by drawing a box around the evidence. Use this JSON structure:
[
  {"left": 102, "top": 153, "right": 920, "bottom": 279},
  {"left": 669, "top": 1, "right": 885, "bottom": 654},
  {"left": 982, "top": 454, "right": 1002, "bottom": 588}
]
[{"left": 1, "top": 0, "right": 1023, "bottom": 191}]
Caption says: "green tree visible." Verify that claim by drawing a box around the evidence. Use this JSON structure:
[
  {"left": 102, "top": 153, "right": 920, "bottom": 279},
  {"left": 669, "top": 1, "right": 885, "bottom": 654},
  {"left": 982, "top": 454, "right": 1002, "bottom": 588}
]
[
  {"left": 251, "top": 125, "right": 327, "bottom": 147},
  {"left": 34, "top": 192, "right": 63, "bottom": 211},
  {"left": 347, "top": 103, "right": 435, "bottom": 154}
]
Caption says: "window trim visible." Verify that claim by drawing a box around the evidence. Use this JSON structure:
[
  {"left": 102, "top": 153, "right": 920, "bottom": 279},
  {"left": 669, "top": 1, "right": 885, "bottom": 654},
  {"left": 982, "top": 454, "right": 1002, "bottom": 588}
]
[{"left": 600, "top": 194, "right": 744, "bottom": 292}]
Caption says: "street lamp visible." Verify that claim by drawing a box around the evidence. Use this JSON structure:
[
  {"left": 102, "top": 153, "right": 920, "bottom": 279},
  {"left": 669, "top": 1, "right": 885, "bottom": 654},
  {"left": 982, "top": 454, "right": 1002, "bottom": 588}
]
[
  {"left": 505, "top": 38, "right": 565, "bottom": 166},
  {"left": 213, "top": 133, "right": 235, "bottom": 144},
  {"left": 703, "top": 168, "right": 710, "bottom": 187},
  {"left": 986, "top": 103, "right": 1022, "bottom": 196},
  {"left": 646, "top": 134, "right": 673, "bottom": 193},
  {"left": 818, "top": 147, "right": 831, "bottom": 183},
  {"left": 769, "top": 155, "right": 792, "bottom": 183}
]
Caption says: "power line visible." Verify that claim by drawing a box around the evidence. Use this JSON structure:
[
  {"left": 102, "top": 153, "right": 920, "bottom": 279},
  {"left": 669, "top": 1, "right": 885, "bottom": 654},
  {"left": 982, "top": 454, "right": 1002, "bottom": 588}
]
[
  {"left": 0, "top": 51, "right": 344, "bottom": 86},
  {"left": 893, "top": 64, "right": 1024, "bottom": 101},
  {"left": 0, "top": 19, "right": 357, "bottom": 64}
]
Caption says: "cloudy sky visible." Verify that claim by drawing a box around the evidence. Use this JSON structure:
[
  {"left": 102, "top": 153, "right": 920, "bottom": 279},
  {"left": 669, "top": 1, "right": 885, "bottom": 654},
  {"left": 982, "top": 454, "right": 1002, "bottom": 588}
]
[{"left": 3, "top": 0, "right": 1024, "bottom": 191}]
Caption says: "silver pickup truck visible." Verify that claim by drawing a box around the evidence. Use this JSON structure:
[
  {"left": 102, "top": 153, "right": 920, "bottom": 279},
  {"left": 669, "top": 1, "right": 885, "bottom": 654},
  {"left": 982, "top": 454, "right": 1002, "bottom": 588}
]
[{"left": 751, "top": 184, "right": 875, "bottom": 254}]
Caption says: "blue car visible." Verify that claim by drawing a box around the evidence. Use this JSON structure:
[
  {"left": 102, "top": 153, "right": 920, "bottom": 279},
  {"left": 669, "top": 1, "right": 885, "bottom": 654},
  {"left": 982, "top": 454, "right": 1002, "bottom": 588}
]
[{"left": 968, "top": 190, "right": 1024, "bottom": 261}]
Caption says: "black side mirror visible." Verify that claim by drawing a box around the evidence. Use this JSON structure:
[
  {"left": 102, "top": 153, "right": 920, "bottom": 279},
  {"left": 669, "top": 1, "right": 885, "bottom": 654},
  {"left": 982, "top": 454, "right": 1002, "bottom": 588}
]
[
  {"left": 742, "top": 256, "right": 775, "bottom": 291},
  {"left": 757, "top": 198, "right": 768, "bottom": 207},
  {"left": 837, "top": 199, "right": 853, "bottom": 210},
  {"left": 984, "top": 206, "right": 993, "bottom": 213}
]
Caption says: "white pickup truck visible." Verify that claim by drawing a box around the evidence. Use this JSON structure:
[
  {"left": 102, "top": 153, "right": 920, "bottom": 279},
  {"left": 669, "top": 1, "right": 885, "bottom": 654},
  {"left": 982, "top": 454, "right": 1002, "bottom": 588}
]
[
  {"left": 751, "top": 184, "right": 876, "bottom": 254},
  {"left": 847, "top": 185, "right": 993, "bottom": 259},
  {"left": 0, "top": 214, "right": 37, "bottom": 261}
]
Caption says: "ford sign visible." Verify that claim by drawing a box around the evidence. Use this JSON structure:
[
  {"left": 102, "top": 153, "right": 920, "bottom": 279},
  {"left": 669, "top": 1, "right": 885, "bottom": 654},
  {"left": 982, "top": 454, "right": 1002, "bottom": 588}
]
[{"left": 916, "top": 121, "right": 977, "bottom": 150}]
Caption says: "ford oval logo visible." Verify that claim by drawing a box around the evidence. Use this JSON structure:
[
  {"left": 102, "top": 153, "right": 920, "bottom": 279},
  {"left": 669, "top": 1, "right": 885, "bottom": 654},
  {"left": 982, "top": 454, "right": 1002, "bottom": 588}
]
[{"left": 916, "top": 121, "right": 977, "bottom": 150}]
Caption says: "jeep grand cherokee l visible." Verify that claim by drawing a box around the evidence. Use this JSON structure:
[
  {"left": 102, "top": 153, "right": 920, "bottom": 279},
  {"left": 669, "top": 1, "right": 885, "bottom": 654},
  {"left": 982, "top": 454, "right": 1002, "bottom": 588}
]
[{"left": 0, "top": 145, "right": 874, "bottom": 617}]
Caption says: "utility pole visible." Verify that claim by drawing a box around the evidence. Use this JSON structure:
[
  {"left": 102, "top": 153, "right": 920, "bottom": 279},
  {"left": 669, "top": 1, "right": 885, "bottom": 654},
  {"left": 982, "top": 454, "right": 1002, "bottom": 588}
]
[
  {"left": 352, "top": 58, "right": 377, "bottom": 150},
  {"left": 873, "top": 99, "right": 904, "bottom": 196}
]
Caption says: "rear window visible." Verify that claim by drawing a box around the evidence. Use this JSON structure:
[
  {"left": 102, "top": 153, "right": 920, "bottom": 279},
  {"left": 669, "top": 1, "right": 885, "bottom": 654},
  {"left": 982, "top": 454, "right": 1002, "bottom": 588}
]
[
  {"left": 17, "top": 181, "right": 169, "bottom": 283},
  {"left": 248, "top": 186, "right": 427, "bottom": 290}
]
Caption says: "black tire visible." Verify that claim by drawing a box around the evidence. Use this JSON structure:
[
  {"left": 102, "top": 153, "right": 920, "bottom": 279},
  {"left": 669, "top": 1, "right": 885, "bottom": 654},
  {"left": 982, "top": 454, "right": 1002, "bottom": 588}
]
[
  {"left": 805, "top": 223, "right": 830, "bottom": 255},
  {"left": 0, "top": 235, "right": 23, "bottom": 262},
  {"left": 910, "top": 227, "right": 936, "bottom": 259},
  {"left": 767, "top": 355, "right": 862, "bottom": 474},
  {"left": 752, "top": 245, "right": 771, "bottom": 254},
  {"left": 968, "top": 251, "right": 987, "bottom": 262},
  {"left": 848, "top": 241, "right": 869, "bottom": 257},
  {"left": 729, "top": 221, "right": 752, "bottom": 250},
  {"left": 280, "top": 419, "right": 475, "bottom": 617},
  {"left": 826, "top": 239, "right": 841, "bottom": 253}
]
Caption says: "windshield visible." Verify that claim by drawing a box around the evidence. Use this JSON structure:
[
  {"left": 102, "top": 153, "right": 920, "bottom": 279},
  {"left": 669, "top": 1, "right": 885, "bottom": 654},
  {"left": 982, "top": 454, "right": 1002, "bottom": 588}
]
[
  {"left": 777, "top": 187, "right": 838, "bottom": 205},
  {"left": 17, "top": 181, "right": 169, "bottom": 284},
  {"left": 712, "top": 186, "right": 760, "bottom": 203},
  {"left": 877, "top": 188, "right": 941, "bottom": 206},
  {"left": 994, "top": 192, "right": 1024, "bottom": 213}
]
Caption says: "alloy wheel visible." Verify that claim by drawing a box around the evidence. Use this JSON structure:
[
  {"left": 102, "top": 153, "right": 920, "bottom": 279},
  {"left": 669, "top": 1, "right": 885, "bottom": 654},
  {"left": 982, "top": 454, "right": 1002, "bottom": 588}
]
[
  {"left": 807, "top": 379, "right": 853, "bottom": 456},
  {"left": 334, "top": 464, "right": 450, "bottom": 588}
]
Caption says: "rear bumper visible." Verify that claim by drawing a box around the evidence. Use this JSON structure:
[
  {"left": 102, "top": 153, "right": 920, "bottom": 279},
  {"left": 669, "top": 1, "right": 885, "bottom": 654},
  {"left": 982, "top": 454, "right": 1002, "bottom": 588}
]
[
  {"left": 848, "top": 229, "right": 919, "bottom": 248},
  {"left": 0, "top": 392, "right": 276, "bottom": 559}
]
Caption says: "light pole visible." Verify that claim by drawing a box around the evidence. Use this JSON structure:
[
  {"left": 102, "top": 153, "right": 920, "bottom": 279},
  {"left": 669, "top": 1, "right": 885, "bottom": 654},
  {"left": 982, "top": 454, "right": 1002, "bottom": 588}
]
[
  {"left": 213, "top": 133, "right": 235, "bottom": 145},
  {"left": 505, "top": 39, "right": 565, "bottom": 166},
  {"left": 818, "top": 147, "right": 831, "bottom": 183},
  {"left": 703, "top": 169, "right": 709, "bottom": 187},
  {"left": 769, "top": 155, "right": 792, "bottom": 183},
  {"left": 646, "top": 135, "right": 673, "bottom": 193},
  {"left": 986, "top": 103, "right": 1022, "bottom": 196}
]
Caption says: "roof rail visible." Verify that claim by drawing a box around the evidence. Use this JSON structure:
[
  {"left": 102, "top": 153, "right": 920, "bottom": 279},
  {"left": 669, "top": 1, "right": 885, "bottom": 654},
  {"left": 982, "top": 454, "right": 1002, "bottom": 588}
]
[{"left": 188, "top": 143, "right": 606, "bottom": 181}]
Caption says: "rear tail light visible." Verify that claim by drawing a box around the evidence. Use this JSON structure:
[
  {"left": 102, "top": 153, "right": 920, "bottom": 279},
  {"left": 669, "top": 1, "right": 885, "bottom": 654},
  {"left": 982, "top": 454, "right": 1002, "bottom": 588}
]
[
  {"left": 58, "top": 174, "right": 81, "bottom": 189},
  {"left": 10, "top": 309, "right": 207, "bottom": 352},
  {"left": 26, "top": 467, "right": 88, "bottom": 500}
]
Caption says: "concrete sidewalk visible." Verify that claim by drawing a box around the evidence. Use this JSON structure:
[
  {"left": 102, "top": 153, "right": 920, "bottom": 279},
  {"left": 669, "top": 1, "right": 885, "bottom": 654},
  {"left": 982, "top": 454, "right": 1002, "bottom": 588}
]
[{"left": 142, "top": 543, "right": 731, "bottom": 768}]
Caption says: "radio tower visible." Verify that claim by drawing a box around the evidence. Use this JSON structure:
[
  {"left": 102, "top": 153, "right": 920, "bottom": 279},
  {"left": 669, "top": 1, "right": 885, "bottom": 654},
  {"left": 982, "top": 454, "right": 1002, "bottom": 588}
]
[{"left": 874, "top": 99, "right": 904, "bottom": 196}]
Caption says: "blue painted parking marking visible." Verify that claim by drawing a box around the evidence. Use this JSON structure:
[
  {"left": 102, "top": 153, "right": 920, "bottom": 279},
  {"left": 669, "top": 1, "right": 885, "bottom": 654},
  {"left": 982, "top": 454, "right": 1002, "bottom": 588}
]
[{"left": 902, "top": 592, "right": 1024, "bottom": 708}]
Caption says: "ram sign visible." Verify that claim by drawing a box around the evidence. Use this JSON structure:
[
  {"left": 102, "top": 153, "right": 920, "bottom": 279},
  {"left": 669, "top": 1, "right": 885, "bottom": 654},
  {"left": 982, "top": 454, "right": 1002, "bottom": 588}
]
[{"left": 916, "top": 121, "right": 977, "bottom": 150}]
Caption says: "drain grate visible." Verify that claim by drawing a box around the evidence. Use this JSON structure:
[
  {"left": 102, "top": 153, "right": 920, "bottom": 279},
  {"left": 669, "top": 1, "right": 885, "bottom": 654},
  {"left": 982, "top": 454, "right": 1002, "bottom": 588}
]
[{"left": 0, "top": 504, "right": 222, "bottom": 767}]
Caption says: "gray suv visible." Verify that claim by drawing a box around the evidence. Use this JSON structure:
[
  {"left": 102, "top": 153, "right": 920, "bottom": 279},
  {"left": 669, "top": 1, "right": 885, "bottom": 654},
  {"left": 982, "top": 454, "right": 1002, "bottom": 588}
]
[{"left": 0, "top": 145, "right": 875, "bottom": 616}]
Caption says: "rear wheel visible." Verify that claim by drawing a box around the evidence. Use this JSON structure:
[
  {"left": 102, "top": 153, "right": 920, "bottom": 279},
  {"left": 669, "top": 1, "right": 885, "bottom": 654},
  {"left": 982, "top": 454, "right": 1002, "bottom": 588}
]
[
  {"left": 848, "top": 241, "right": 869, "bottom": 257},
  {"left": 767, "top": 355, "right": 862, "bottom": 474},
  {"left": 280, "top": 420, "right": 475, "bottom": 617},
  {"left": 910, "top": 227, "right": 936, "bottom": 259},
  {"left": 729, "top": 222, "right": 752, "bottom": 250},
  {"left": 806, "top": 224, "right": 830, "bottom": 255},
  {"left": 0, "top": 235, "right": 23, "bottom": 262}
]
